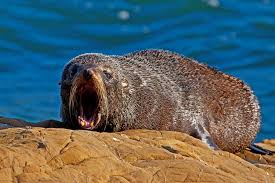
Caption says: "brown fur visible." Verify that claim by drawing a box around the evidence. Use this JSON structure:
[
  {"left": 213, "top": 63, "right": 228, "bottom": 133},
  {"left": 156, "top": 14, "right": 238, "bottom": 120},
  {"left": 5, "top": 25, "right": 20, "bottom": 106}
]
[{"left": 60, "top": 50, "right": 260, "bottom": 153}]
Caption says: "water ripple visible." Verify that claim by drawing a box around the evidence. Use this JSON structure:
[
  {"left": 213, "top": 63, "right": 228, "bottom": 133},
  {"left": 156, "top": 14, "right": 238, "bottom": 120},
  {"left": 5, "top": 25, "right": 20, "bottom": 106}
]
[{"left": 0, "top": 0, "right": 274, "bottom": 140}]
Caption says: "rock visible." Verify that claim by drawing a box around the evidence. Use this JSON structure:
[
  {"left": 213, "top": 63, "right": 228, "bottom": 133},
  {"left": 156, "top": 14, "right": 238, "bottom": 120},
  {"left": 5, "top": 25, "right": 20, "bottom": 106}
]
[
  {"left": 0, "top": 128, "right": 273, "bottom": 183},
  {"left": 237, "top": 139, "right": 275, "bottom": 179}
]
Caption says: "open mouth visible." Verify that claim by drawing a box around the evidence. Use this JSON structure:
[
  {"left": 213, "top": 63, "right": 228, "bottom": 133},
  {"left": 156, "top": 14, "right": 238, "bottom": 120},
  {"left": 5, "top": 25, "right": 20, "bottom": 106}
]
[{"left": 77, "top": 85, "right": 101, "bottom": 130}]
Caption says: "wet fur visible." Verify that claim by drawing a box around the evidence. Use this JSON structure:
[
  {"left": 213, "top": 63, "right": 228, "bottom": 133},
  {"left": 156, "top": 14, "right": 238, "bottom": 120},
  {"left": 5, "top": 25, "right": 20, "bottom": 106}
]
[{"left": 60, "top": 50, "right": 260, "bottom": 153}]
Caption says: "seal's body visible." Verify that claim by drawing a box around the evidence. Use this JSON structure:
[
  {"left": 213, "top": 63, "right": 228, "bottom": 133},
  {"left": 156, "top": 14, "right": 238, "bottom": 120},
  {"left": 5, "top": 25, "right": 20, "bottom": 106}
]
[{"left": 60, "top": 50, "right": 260, "bottom": 153}]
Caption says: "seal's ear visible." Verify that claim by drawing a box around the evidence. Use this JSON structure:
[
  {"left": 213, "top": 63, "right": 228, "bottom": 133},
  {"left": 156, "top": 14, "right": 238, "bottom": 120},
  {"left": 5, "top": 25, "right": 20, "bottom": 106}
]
[{"left": 103, "top": 70, "right": 113, "bottom": 80}]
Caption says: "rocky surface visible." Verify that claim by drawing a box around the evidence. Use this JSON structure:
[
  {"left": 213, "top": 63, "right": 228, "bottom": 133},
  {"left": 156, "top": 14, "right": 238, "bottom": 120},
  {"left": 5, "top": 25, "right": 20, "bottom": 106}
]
[{"left": 0, "top": 128, "right": 274, "bottom": 183}]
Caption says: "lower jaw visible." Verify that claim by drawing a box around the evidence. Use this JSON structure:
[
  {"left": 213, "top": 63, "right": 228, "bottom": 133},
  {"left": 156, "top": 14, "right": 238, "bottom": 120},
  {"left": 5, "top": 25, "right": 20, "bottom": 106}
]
[{"left": 78, "top": 113, "right": 101, "bottom": 130}]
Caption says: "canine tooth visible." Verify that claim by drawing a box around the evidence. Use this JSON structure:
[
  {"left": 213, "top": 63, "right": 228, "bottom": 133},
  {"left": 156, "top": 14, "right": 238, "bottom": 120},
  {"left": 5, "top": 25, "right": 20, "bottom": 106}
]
[
  {"left": 96, "top": 113, "right": 101, "bottom": 123},
  {"left": 81, "top": 121, "right": 85, "bottom": 126},
  {"left": 90, "top": 121, "right": 94, "bottom": 127}
]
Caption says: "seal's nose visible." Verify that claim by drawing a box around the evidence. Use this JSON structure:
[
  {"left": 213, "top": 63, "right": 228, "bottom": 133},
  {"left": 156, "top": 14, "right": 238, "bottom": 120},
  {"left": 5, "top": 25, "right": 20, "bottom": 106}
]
[{"left": 83, "top": 69, "right": 93, "bottom": 81}]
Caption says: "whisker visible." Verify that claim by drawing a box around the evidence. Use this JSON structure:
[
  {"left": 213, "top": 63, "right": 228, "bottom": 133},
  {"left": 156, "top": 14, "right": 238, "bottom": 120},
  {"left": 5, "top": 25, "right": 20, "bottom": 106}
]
[{"left": 69, "top": 77, "right": 81, "bottom": 125}]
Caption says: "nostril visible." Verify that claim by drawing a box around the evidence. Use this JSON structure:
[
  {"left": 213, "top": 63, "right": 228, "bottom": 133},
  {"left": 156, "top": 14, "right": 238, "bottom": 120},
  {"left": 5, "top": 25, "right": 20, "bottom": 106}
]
[{"left": 83, "top": 69, "right": 92, "bottom": 81}]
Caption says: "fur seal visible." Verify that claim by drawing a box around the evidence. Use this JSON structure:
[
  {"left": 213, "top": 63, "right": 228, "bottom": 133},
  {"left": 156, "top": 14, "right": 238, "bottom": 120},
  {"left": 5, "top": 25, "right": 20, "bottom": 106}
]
[{"left": 58, "top": 49, "right": 260, "bottom": 153}]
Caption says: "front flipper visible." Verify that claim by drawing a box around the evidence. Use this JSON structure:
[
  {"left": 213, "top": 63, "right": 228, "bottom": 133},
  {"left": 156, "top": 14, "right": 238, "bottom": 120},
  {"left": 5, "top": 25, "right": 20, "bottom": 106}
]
[
  {"left": 249, "top": 143, "right": 274, "bottom": 155},
  {"left": 193, "top": 123, "right": 219, "bottom": 150},
  {"left": 203, "top": 135, "right": 219, "bottom": 150},
  {"left": 0, "top": 116, "right": 65, "bottom": 129}
]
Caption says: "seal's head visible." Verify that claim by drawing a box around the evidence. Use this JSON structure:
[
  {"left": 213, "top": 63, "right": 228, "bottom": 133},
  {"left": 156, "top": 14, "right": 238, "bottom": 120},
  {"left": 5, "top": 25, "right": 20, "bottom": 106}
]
[{"left": 60, "top": 54, "right": 121, "bottom": 131}]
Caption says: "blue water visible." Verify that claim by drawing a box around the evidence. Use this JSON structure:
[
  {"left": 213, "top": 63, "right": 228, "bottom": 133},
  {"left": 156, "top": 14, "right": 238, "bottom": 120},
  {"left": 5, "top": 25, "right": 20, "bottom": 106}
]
[{"left": 0, "top": 0, "right": 274, "bottom": 141}]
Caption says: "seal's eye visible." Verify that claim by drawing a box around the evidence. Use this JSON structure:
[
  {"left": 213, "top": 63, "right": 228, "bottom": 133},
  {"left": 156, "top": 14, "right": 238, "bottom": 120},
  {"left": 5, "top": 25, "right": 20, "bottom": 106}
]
[
  {"left": 103, "top": 70, "right": 113, "bottom": 80},
  {"left": 70, "top": 65, "right": 79, "bottom": 77}
]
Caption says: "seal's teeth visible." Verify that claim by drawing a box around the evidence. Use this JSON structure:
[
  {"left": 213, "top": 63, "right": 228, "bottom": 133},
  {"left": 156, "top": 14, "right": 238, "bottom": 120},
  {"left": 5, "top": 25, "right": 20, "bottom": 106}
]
[
  {"left": 96, "top": 113, "right": 101, "bottom": 124},
  {"left": 78, "top": 115, "right": 97, "bottom": 128}
]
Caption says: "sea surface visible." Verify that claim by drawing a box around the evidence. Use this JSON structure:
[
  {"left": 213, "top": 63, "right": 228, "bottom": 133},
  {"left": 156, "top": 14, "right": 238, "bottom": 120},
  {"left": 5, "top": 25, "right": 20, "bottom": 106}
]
[{"left": 0, "top": 0, "right": 274, "bottom": 141}]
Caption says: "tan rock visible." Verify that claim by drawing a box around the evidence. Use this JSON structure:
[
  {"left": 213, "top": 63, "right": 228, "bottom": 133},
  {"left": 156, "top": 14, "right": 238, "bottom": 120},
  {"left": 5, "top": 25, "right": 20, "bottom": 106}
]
[
  {"left": 0, "top": 128, "right": 273, "bottom": 183},
  {"left": 236, "top": 139, "right": 275, "bottom": 179}
]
